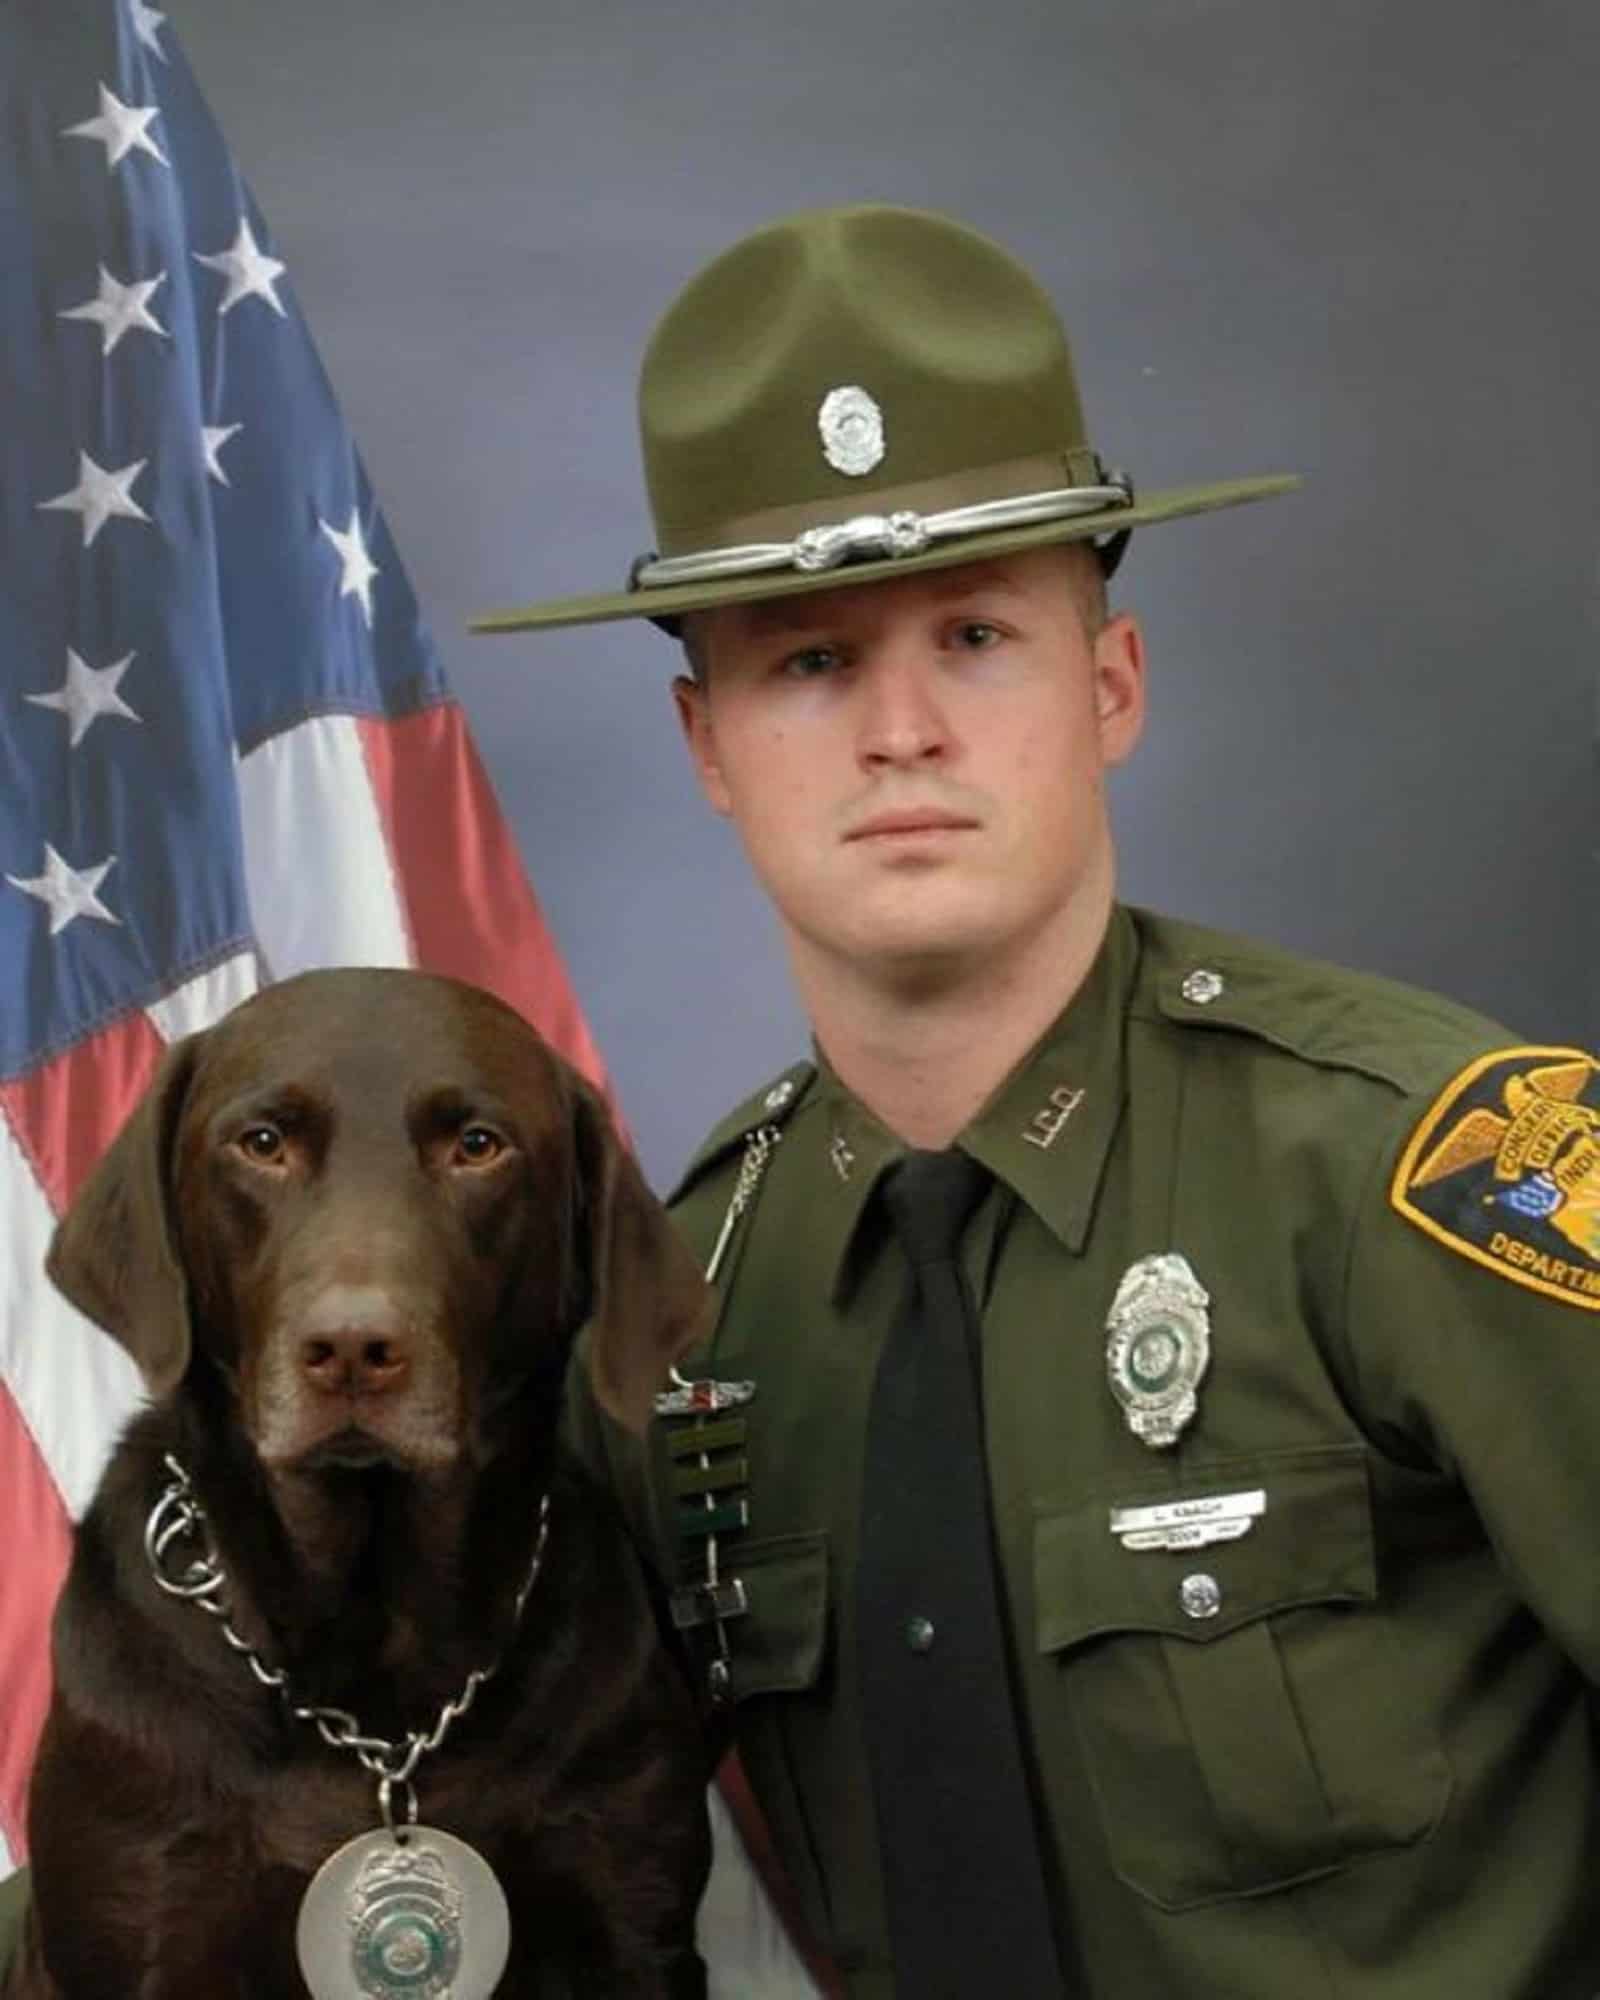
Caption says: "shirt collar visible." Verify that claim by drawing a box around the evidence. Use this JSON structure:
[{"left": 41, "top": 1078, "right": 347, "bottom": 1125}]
[
  {"left": 963, "top": 904, "right": 1135, "bottom": 1253},
  {"left": 808, "top": 906, "right": 1139, "bottom": 1304}
]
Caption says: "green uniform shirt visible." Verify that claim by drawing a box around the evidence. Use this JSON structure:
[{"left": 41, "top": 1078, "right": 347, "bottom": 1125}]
[{"left": 638, "top": 905, "right": 1600, "bottom": 1998}]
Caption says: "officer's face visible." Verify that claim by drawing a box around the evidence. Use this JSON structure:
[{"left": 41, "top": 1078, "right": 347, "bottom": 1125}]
[{"left": 672, "top": 546, "right": 1145, "bottom": 995}]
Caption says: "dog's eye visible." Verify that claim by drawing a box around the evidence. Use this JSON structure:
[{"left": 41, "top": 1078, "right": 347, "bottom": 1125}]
[
  {"left": 237, "top": 1125, "right": 285, "bottom": 1163},
  {"left": 453, "top": 1125, "right": 505, "bottom": 1167}
]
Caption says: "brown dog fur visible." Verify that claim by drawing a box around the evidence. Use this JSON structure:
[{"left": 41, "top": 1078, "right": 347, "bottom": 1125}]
[{"left": 4, "top": 968, "right": 714, "bottom": 1998}]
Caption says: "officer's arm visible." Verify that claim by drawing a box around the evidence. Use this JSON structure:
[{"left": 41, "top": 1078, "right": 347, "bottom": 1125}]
[{"left": 1347, "top": 1060, "right": 1600, "bottom": 1675}]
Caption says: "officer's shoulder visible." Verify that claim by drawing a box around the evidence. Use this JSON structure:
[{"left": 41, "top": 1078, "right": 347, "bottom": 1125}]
[
  {"left": 665, "top": 1058, "right": 819, "bottom": 1207},
  {"left": 1129, "top": 906, "right": 1512, "bottom": 1099}
]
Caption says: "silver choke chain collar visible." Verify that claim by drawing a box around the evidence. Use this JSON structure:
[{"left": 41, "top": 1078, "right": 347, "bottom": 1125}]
[{"left": 144, "top": 1451, "right": 551, "bottom": 1835}]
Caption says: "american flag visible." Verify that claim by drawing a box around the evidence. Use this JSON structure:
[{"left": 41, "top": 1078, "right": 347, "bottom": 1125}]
[{"left": 0, "top": 0, "right": 607, "bottom": 1875}]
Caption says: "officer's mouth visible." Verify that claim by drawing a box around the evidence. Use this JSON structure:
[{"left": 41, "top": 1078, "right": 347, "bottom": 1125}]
[{"left": 844, "top": 808, "right": 980, "bottom": 844}]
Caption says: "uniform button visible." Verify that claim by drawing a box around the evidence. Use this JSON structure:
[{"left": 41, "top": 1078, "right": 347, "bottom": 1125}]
[
  {"left": 905, "top": 1615, "right": 936, "bottom": 1653},
  {"left": 1179, "top": 1573, "right": 1222, "bottom": 1620},
  {"left": 763, "top": 1078, "right": 796, "bottom": 1111},
  {"left": 1181, "top": 968, "right": 1226, "bottom": 1006}
]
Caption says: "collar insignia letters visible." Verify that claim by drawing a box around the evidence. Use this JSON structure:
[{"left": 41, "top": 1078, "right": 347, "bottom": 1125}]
[{"left": 1022, "top": 1084, "right": 1085, "bottom": 1151}]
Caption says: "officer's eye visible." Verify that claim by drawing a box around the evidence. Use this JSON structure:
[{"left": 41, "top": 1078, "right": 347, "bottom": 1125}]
[
  {"left": 779, "top": 644, "right": 844, "bottom": 680},
  {"left": 950, "top": 620, "right": 1003, "bottom": 651},
  {"left": 452, "top": 1125, "right": 505, "bottom": 1168},
  {"left": 236, "top": 1125, "right": 285, "bottom": 1164}
]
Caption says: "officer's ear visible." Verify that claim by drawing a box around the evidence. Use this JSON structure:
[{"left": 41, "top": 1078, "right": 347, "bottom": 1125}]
[
  {"left": 671, "top": 616, "right": 737, "bottom": 817},
  {"left": 1093, "top": 611, "right": 1146, "bottom": 766}
]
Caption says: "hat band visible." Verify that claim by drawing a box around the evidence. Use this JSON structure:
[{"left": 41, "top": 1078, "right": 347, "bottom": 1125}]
[{"left": 630, "top": 479, "right": 1132, "bottom": 590}]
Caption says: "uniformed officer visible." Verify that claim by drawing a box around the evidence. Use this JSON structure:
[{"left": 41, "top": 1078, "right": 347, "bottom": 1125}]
[{"left": 479, "top": 204, "right": 1600, "bottom": 1999}]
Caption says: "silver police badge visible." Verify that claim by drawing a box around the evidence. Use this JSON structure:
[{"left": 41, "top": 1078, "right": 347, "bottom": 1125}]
[
  {"left": 296, "top": 1827, "right": 510, "bottom": 2000},
  {"left": 1105, "top": 1253, "right": 1212, "bottom": 1449},
  {"left": 818, "top": 385, "right": 885, "bottom": 476}
]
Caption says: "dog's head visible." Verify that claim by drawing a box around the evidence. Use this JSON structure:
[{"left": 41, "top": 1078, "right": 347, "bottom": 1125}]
[{"left": 47, "top": 969, "right": 709, "bottom": 1469}]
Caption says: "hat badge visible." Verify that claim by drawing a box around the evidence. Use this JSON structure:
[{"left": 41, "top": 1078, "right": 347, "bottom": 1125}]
[{"left": 818, "top": 384, "right": 885, "bottom": 476}]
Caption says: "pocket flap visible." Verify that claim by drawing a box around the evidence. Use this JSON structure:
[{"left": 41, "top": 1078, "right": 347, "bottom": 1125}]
[
  {"left": 1035, "top": 1445, "right": 1376, "bottom": 1653},
  {"left": 726, "top": 1531, "right": 829, "bottom": 1699}
]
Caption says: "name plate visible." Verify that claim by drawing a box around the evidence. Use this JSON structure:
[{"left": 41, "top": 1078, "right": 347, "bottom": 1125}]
[{"left": 1109, "top": 1488, "right": 1266, "bottom": 1552}]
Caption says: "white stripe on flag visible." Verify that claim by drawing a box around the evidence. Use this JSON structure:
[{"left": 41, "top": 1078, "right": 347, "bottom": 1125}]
[
  {"left": 701, "top": 1784, "right": 822, "bottom": 1998},
  {"left": 238, "top": 717, "right": 414, "bottom": 980},
  {"left": 0, "top": 1116, "right": 144, "bottom": 1521},
  {"left": 0, "top": 1824, "right": 12, "bottom": 1879},
  {"left": 146, "top": 952, "right": 260, "bottom": 1043}
]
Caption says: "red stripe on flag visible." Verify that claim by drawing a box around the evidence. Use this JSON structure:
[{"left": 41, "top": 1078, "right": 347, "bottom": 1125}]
[
  {"left": 0, "top": 1382, "right": 71, "bottom": 1862},
  {"left": 0, "top": 1011, "right": 167, "bottom": 1213},
  {"left": 357, "top": 705, "right": 612, "bottom": 1096}
]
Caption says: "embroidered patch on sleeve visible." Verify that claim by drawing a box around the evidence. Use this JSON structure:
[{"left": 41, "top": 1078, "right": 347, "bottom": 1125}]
[{"left": 1391, "top": 1046, "right": 1600, "bottom": 1310}]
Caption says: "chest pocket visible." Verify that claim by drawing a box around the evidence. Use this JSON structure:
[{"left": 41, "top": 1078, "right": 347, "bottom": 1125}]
[
  {"left": 722, "top": 1531, "right": 830, "bottom": 1701},
  {"left": 1034, "top": 1444, "right": 1452, "bottom": 1911}
]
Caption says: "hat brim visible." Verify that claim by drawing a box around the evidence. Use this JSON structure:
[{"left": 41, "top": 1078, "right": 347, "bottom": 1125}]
[{"left": 469, "top": 474, "right": 1299, "bottom": 636}]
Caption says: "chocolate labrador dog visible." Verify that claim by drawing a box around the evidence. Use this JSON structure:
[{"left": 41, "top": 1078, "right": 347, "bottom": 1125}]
[{"left": 4, "top": 969, "right": 713, "bottom": 1999}]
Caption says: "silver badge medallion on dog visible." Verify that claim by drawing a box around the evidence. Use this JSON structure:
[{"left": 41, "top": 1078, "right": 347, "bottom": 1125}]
[{"left": 296, "top": 1827, "right": 510, "bottom": 2000}]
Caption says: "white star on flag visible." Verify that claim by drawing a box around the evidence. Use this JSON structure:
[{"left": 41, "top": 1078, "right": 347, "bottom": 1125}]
[
  {"left": 5, "top": 846, "right": 121, "bottom": 937},
  {"left": 194, "top": 218, "right": 287, "bottom": 317},
  {"left": 37, "top": 450, "right": 151, "bottom": 547},
  {"left": 202, "top": 423, "right": 243, "bottom": 485},
  {"left": 129, "top": 0, "right": 168, "bottom": 58},
  {"left": 62, "top": 83, "right": 168, "bottom": 169},
  {"left": 25, "top": 650, "right": 141, "bottom": 749},
  {"left": 319, "top": 508, "right": 381, "bottom": 626},
  {"left": 59, "top": 264, "right": 168, "bottom": 356}
]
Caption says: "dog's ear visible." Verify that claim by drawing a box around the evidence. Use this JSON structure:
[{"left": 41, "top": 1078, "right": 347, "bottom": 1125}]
[
  {"left": 570, "top": 1076, "right": 711, "bottom": 1435},
  {"left": 46, "top": 1033, "right": 203, "bottom": 1397}
]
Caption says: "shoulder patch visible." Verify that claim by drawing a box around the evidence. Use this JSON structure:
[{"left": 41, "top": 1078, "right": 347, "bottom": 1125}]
[{"left": 1391, "top": 1046, "right": 1600, "bottom": 1310}]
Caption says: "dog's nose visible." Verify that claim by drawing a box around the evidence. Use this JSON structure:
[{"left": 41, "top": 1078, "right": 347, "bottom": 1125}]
[
  {"left": 299, "top": 1328, "right": 411, "bottom": 1397},
  {"left": 296, "top": 1289, "right": 413, "bottom": 1398}
]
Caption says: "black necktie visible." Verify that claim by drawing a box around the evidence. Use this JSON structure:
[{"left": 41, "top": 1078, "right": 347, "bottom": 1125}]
[{"left": 856, "top": 1150, "right": 1068, "bottom": 1996}]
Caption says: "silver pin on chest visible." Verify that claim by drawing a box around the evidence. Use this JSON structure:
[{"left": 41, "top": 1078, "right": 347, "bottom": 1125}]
[{"left": 1104, "top": 1252, "right": 1212, "bottom": 1449}]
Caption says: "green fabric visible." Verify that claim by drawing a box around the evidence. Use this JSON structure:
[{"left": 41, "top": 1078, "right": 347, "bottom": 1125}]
[
  {"left": 470, "top": 205, "right": 1297, "bottom": 633},
  {"left": 0, "top": 1867, "right": 29, "bottom": 1977},
  {"left": 603, "top": 906, "right": 1600, "bottom": 1997}
]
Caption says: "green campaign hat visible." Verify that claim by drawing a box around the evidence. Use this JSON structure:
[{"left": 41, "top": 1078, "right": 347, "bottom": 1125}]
[{"left": 472, "top": 204, "right": 1297, "bottom": 636}]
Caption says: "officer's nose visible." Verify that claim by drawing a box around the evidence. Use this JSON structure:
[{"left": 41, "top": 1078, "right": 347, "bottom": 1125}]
[{"left": 856, "top": 647, "right": 952, "bottom": 771}]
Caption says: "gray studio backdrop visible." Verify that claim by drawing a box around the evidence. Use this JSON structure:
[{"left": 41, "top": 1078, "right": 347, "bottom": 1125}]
[{"left": 174, "top": 0, "right": 1597, "bottom": 1192}]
